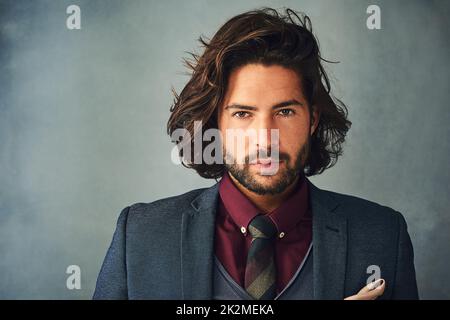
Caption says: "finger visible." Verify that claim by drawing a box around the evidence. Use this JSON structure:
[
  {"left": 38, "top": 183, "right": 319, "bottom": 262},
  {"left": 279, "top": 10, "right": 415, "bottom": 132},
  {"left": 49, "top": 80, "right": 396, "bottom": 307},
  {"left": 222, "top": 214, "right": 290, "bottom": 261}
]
[
  {"left": 367, "top": 278, "right": 385, "bottom": 291},
  {"left": 344, "top": 279, "right": 385, "bottom": 300},
  {"left": 358, "top": 283, "right": 385, "bottom": 300},
  {"left": 358, "top": 278, "right": 385, "bottom": 294},
  {"left": 358, "top": 279, "right": 386, "bottom": 300}
]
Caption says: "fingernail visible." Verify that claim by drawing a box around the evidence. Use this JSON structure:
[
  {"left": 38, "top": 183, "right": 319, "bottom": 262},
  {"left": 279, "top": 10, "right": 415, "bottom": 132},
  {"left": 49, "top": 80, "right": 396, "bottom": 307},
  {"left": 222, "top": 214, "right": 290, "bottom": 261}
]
[{"left": 367, "top": 278, "right": 383, "bottom": 290}]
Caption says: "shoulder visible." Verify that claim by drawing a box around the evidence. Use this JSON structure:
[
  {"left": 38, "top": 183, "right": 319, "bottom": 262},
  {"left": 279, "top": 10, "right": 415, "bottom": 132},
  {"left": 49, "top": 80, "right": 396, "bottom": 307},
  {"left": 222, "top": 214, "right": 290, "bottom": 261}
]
[
  {"left": 132, "top": 187, "right": 208, "bottom": 213},
  {"left": 116, "top": 187, "right": 210, "bottom": 227},
  {"left": 315, "top": 186, "right": 407, "bottom": 228}
]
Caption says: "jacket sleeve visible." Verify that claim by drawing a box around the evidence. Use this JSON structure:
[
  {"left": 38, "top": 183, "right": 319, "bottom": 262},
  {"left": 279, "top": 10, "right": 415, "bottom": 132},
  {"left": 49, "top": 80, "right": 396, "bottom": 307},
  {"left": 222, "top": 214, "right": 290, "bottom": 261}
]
[
  {"left": 392, "top": 211, "right": 419, "bottom": 299},
  {"left": 93, "top": 206, "right": 130, "bottom": 299}
]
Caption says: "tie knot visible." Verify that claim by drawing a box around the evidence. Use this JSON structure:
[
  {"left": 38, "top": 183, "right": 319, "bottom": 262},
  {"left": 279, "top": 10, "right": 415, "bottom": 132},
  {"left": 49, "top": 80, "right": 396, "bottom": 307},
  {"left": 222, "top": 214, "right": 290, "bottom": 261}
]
[{"left": 247, "top": 214, "right": 277, "bottom": 239}]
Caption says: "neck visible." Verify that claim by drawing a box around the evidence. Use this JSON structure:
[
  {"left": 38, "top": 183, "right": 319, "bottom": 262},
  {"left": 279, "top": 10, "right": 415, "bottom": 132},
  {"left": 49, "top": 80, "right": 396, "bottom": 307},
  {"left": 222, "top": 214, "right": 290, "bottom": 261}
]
[{"left": 227, "top": 173, "right": 300, "bottom": 214}]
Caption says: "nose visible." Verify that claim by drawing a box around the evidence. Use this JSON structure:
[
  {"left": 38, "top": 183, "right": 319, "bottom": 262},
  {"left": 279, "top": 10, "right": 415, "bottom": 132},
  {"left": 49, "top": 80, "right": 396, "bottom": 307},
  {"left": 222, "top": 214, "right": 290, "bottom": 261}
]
[{"left": 254, "top": 115, "right": 279, "bottom": 153}]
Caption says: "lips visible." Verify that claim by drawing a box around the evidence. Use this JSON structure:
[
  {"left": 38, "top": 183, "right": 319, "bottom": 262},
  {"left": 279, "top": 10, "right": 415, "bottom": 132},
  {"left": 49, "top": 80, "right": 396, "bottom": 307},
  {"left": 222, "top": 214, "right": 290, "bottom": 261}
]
[
  {"left": 253, "top": 158, "right": 282, "bottom": 166},
  {"left": 257, "top": 158, "right": 275, "bottom": 165},
  {"left": 250, "top": 158, "right": 283, "bottom": 175}
]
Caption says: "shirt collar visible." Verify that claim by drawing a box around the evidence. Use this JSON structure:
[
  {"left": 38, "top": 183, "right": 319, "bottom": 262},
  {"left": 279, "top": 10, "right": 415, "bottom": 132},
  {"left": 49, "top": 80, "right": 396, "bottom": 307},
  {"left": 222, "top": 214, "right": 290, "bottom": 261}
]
[{"left": 218, "top": 171, "right": 310, "bottom": 237}]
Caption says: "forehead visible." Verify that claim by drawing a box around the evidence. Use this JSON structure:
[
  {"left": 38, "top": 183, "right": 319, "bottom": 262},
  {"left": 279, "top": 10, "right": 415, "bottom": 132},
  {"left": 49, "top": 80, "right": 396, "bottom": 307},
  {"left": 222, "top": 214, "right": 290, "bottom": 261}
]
[{"left": 222, "top": 63, "right": 304, "bottom": 107}]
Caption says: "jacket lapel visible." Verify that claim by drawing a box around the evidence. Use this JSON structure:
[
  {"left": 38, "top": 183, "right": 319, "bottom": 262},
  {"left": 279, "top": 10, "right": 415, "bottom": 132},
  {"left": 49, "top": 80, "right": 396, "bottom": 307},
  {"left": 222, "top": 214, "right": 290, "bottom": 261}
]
[
  {"left": 181, "top": 182, "right": 220, "bottom": 299},
  {"left": 308, "top": 179, "right": 348, "bottom": 299}
]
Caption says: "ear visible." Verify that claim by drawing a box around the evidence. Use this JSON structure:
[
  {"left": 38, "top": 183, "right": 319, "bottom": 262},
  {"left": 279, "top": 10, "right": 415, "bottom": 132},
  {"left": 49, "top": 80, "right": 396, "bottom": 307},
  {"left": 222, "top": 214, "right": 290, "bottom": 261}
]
[{"left": 310, "top": 105, "right": 320, "bottom": 135}]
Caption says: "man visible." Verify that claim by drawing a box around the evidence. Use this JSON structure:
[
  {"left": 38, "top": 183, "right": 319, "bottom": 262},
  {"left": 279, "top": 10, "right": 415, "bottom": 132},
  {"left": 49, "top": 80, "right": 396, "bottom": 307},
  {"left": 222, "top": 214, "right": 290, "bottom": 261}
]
[{"left": 93, "top": 8, "right": 418, "bottom": 300}]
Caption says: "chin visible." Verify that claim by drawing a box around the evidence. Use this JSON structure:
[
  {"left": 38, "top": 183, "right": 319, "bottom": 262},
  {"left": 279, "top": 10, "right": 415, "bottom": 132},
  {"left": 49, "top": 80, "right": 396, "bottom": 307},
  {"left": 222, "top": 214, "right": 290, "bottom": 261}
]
[
  {"left": 250, "top": 167, "right": 284, "bottom": 178},
  {"left": 251, "top": 174, "right": 284, "bottom": 185}
]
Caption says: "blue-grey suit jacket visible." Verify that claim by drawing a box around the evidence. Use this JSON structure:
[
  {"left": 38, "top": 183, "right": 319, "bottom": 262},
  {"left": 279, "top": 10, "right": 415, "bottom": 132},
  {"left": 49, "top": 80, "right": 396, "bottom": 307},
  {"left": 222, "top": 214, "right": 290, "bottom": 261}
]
[{"left": 93, "top": 178, "right": 419, "bottom": 299}]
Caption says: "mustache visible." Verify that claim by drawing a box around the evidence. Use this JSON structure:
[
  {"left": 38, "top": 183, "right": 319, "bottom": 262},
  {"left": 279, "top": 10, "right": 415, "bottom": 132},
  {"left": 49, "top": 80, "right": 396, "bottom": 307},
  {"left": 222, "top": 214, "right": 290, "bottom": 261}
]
[{"left": 244, "top": 150, "right": 290, "bottom": 164}]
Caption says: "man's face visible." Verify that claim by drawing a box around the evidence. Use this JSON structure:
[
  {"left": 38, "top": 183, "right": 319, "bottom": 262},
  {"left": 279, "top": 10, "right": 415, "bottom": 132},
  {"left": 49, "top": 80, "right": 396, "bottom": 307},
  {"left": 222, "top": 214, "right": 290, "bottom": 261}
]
[{"left": 218, "top": 63, "right": 319, "bottom": 195}]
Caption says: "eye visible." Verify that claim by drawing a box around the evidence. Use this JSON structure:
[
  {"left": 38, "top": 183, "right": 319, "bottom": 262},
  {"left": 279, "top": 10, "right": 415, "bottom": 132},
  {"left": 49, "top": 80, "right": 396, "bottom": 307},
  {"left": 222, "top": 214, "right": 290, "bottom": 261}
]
[
  {"left": 232, "top": 111, "right": 251, "bottom": 119},
  {"left": 277, "top": 109, "right": 295, "bottom": 117}
]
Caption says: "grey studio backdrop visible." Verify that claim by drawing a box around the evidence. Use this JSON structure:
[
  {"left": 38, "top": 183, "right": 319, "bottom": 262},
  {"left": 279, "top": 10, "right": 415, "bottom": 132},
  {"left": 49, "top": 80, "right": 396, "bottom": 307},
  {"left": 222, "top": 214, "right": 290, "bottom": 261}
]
[{"left": 0, "top": 0, "right": 449, "bottom": 299}]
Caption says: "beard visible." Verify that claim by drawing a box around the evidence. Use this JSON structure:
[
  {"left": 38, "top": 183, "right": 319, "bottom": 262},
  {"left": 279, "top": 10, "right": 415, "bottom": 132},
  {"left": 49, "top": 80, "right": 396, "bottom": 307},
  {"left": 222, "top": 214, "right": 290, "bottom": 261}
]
[{"left": 224, "top": 137, "right": 310, "bottom": 195}]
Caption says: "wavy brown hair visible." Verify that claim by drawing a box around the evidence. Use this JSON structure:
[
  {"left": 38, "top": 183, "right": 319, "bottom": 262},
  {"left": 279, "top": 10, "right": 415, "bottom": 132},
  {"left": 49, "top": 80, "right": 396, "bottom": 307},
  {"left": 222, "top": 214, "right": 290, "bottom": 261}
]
[{"left": 167, "top": 7, "right": 351, "bottom": 179}]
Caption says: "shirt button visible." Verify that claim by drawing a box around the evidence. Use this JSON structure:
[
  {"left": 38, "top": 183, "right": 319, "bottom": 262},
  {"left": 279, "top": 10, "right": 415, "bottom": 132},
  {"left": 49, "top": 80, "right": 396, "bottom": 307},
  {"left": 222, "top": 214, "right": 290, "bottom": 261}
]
[
  {"left": 279, "top": 232, "right": 285, "bottom": 239},
  {"left": 241, "top": 226, "right": 246, "bottom": 234}
]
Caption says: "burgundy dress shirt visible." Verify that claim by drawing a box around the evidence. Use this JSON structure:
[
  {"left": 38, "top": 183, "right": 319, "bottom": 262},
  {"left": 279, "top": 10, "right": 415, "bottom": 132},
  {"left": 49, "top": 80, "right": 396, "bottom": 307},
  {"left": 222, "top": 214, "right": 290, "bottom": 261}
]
[{"left": 214, "top": 171, "right": 312, "bottom": 295}]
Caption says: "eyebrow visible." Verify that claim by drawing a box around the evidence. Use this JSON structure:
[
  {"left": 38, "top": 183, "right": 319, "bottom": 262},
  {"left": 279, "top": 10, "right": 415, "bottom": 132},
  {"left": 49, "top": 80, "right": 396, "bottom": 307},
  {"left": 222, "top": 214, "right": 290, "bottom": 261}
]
[{"left": 224, "top": 99, "right": 304, "bottom": 111}]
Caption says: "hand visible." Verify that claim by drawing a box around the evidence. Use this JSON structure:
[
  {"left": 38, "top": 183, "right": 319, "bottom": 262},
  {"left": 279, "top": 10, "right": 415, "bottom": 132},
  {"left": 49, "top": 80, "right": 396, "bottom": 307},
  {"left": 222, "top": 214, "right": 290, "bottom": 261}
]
[{"left": 344, "top": 279, "right": 385, "bottom": 300}]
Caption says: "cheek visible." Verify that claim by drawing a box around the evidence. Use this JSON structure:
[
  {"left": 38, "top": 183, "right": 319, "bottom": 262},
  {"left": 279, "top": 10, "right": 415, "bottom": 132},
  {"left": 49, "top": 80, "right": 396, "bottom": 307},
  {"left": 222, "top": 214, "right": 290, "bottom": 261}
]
[{"left": 280, "top": 126, "right": 309, "bottom": 153}]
